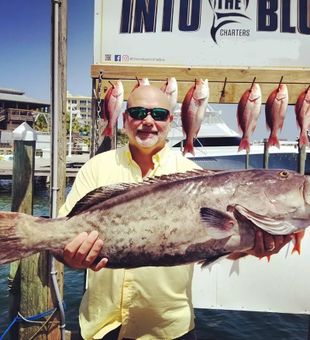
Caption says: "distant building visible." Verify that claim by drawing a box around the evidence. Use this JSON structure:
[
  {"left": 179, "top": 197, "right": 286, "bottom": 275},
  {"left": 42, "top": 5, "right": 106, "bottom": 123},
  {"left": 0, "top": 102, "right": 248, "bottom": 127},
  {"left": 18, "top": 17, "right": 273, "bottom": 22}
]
[
  {"left": 0, "top": 88, "right": 49, "bottom": 131},
  {"left": 67, "top": 91, "right": 92, "bottom": 127}
]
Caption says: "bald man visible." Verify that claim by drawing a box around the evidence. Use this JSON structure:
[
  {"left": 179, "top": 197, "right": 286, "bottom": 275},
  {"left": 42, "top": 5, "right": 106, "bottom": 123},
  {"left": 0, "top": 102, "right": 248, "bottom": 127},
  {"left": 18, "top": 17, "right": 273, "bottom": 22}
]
[
  {"left": 58, "top": 85, "right": 200, "bottom": 339},
  {"left": 57, "top": 85, "right": 291, "bottom": 339}
]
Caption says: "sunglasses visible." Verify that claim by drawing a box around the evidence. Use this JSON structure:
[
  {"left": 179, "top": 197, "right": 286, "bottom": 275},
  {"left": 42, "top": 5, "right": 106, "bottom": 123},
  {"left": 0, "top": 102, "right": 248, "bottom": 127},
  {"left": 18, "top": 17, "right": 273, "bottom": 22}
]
[{"left": 126, "top": 107, "right": 170, "bottom": 121}]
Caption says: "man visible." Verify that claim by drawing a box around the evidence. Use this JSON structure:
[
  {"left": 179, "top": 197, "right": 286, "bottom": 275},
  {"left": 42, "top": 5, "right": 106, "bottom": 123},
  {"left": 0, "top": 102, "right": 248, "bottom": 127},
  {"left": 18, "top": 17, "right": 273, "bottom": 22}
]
[{"left": 58, "top": 85, "right": 291, "bottom": 339}]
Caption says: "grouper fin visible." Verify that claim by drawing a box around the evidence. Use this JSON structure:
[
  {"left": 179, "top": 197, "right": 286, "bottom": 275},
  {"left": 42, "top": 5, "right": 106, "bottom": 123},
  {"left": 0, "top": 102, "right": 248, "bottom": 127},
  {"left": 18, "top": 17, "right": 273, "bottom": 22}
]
[
  {"left": 68, "top": 169, "right": 215, "bottom": 217},
  {"left": 198, "top": 251, "right": 231, "bottom": 268},
  {"left": 144, "top": 169, "right": 215, "bottom": 183},
  {"left": 200, "top": 207, "right": 237, "bottom": 239},
  {"left": 0, "top": 211, "right": 40, "bottom": 264},
  {"left": 231, "top": 204, "right": 302, "bottom": 235},
  {"left": 68, "top": 183, "right": 138, "bottom": 217}
]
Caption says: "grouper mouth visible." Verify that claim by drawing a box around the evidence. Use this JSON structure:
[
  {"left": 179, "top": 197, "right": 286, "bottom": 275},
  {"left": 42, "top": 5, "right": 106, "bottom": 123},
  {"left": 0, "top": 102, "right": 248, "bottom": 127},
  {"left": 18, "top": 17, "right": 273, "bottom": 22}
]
[{"left": 232, "top": 204, "right": 310, "bottom": 235}]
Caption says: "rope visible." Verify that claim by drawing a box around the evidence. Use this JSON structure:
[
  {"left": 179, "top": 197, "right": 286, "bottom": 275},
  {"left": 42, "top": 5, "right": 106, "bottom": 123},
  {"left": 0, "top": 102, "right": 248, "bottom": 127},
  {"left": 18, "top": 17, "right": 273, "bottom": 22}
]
[{"left": 0, "top": 306, "right": 61, "bottom": 340}]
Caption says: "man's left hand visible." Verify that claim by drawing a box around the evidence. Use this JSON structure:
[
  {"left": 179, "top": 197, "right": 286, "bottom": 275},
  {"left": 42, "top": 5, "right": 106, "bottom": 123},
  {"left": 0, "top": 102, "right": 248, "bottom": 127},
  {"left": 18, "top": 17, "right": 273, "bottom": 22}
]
[
  {"left": 246, "top": 230, "right": 293, "bottom": 258},
  {"left": 229, "top": 230, "right": 293, "bottom": 260}
]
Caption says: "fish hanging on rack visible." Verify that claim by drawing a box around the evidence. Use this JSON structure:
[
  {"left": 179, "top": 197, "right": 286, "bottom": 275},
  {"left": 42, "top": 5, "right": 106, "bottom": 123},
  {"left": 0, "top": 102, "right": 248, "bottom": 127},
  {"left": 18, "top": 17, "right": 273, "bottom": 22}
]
[
  {"left": 131, "top": 77, "right": 150, "bottom": 92},
  {"left": 181, "top": 79, "right": 209, "bottom": 156},
  {"left": 101, "top": 80, "right": 124, "bottom": 137},
  {"left": 160, "top": 77, "right": 178, "bottom": 112},
  {"left": 295, "top": 85, "right": 310, "bottom": 147},
  {"left": 265, "top": 83, "right": 289, "bottom": 148},
  {"left": 237, "top": 81, "right": 262, "bottom": 152}
]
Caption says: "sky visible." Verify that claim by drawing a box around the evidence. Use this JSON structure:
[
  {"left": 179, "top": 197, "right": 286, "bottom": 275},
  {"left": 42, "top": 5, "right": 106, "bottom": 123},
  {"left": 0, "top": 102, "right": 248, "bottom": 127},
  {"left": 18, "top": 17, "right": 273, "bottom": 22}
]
[
  {"left": 0, "top": 0, "right": 300, "bottom": 142},
  {"left": 0, "top": 0, "right": 93, "bottom": 100}
]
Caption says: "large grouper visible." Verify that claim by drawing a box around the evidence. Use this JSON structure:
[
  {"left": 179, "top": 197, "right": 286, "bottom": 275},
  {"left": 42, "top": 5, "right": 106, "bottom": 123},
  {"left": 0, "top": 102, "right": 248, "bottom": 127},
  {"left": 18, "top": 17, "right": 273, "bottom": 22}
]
[{"left": 1, "top": 169, "right": 310, "bottom": 268}]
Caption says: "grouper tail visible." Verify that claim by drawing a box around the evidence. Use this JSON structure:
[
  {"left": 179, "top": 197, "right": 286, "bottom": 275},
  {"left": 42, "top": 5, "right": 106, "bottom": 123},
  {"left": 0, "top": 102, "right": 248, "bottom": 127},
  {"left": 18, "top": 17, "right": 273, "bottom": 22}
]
[{"left": 0, "top": 211, "right": 46, "bottom": 265}]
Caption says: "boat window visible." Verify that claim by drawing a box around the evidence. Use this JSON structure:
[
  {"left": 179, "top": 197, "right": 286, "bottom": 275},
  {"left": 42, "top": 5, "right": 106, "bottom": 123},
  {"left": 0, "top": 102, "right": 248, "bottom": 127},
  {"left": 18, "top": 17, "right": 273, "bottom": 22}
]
[{"left": 173, "top": 137, "right": 241, "bottom": 148}]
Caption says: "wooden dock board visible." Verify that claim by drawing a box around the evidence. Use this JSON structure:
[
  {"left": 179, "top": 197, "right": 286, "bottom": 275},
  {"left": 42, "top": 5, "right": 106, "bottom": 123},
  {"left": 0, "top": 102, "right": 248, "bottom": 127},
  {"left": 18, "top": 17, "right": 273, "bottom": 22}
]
[{"left": 0, "top": 154, "right": 89, "bottom": 179}]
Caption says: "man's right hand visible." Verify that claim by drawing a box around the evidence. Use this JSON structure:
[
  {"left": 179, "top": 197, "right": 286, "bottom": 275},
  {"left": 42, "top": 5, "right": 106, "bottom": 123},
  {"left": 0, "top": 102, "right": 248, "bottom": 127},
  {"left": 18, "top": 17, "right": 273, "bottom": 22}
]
[{"left": 63, "top": 230, "right": 108, "bottom": 271}]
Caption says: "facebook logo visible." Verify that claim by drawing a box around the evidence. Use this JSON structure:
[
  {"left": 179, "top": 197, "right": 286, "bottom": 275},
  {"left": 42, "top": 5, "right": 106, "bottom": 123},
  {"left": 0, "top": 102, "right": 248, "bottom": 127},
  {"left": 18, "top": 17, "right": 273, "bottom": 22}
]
[{"left": 114, "top": 55, "right": 121, "bottom": 62}]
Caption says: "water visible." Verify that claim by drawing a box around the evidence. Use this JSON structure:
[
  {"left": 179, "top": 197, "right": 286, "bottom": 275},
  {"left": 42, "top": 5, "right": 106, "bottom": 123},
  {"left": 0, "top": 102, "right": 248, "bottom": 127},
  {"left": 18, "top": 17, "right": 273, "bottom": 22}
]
[{"left": 0, "top": 180, "right": 309, "bottom": 339}]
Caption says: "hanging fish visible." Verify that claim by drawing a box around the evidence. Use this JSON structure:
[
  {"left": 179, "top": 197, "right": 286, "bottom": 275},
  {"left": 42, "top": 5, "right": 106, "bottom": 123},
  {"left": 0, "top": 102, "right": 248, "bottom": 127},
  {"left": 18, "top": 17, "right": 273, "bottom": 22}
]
[
  {"left": 181, "top": 79, "right": 209, "bottom": 156},
  {"left": 160, "top": 77, "right": 178, "bottom": 112},
  {"left": 102, "top": 80, "right": 124, "bottom": 137},
  {"left": 131, "top": 77, "right": 150, "bottom": 92},
  {"left": 237, "top": 82, "right": 262, "bottom": 152},
  {"left": 295, "top": 85, "right": 310, "bottom": 147},
  {"left": 265, "top": 83, "right": 289, "bottom": 148}
]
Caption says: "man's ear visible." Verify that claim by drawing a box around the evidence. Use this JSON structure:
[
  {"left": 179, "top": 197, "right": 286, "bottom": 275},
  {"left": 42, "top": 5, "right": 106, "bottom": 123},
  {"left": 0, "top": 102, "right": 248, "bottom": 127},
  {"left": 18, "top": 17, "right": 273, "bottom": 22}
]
[{"left": 169, "top": 113, "right": 173, "bottom": 122}]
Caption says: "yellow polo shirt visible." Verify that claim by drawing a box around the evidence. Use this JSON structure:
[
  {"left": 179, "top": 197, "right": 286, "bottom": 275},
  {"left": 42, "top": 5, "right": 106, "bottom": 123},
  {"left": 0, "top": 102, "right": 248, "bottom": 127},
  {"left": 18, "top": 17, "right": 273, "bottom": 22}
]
[{"left": 59, "top": 144, "right": 201, "bottom": 340}]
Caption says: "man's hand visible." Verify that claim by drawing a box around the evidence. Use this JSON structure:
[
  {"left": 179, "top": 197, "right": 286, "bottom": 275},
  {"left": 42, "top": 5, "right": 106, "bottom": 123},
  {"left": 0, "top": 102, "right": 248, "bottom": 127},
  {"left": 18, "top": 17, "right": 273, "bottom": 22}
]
[
  {"left": 246, "top": 230, "right": 293, "bottom": 258},
  {"left": 229, "top": 230, "right": 293, "bottom": 260},
  {"left": 62, "top": 231, "right": 108, "bottom": 271}
]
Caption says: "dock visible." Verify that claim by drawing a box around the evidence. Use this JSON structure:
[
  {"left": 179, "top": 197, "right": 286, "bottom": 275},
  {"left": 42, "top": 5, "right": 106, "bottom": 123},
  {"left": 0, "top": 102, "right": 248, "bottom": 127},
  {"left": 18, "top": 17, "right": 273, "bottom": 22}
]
[{"left": 0, "top": 154, "right": 89, "bottom": 180}]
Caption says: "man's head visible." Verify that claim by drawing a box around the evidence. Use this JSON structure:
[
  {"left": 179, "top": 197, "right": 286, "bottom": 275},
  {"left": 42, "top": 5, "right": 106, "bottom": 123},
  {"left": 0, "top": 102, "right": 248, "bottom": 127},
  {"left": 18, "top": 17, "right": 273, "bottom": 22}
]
[{"left": 123, "top": 85, "right": 173, "bottom": 155}]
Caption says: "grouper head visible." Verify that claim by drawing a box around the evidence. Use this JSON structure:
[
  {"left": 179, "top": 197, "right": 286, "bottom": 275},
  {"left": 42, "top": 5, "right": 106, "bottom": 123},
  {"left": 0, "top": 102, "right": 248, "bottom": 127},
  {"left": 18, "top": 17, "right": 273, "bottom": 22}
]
[
  {"left": 197, "top": 169, "right": 310, "bottom": 257},
  {"left": 226, "top": 169, "right": 310, "bottom": 235}
]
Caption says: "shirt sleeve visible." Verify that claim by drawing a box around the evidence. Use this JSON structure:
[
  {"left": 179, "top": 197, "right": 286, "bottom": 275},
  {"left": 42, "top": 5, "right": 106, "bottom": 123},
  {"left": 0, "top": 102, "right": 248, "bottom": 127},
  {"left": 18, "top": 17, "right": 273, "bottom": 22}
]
[{"left": 58, "top": 158, "right": 98, "bottom": 217}]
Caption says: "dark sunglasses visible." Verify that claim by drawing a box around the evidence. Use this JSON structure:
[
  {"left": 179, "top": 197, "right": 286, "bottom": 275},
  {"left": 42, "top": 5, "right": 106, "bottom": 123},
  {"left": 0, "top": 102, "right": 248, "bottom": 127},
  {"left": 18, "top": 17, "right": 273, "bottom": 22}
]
[{"left": 126, "top": 107, "right": 170, "bottom": 121}]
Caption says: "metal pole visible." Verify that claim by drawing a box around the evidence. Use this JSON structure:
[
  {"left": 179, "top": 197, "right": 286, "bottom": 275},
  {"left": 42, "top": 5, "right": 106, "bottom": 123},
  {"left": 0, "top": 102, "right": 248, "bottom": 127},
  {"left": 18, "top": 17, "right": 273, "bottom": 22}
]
[
  {"left": 51, "top": 0, "right": 59, "bottom": 219},
  {"left": 245, "top": 151, "right": 249, "bottom": 169},
  {"left": 263, "top": 139, "right": 269, "bottom": 169},
  {"left": 90, "top": 78, "right": 97, "bottom": 158},
  {"left": 51, "top": 1, "right": 66, "bottom": 339},
  {"left": 298, "top": 143, "right": 306, "bottom": 175},
  {"left": 68, "top": 104, "right": 73, "bottom": 157}
]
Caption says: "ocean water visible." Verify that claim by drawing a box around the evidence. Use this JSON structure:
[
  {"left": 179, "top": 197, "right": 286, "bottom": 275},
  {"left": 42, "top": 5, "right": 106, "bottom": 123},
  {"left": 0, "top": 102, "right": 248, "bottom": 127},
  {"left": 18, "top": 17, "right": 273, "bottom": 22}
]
[{"left": 0, "top": 180, "right": 309, "bottom": 339}]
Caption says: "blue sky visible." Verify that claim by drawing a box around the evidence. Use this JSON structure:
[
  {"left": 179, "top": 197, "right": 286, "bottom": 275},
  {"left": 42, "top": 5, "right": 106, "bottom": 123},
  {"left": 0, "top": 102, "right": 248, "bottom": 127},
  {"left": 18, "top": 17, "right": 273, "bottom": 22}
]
[
  {"left": 0, "top": 0, "right": 93, "bottom": 101},
  {"left": 0, "top": 0, "right": 299, "bottom": 141}
]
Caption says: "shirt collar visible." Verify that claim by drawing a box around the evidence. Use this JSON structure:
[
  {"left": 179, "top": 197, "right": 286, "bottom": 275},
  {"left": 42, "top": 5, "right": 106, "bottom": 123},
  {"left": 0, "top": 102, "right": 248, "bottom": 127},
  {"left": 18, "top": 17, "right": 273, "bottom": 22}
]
[{"left": 122, "top": 143, "right": 170, "bottom": 166}]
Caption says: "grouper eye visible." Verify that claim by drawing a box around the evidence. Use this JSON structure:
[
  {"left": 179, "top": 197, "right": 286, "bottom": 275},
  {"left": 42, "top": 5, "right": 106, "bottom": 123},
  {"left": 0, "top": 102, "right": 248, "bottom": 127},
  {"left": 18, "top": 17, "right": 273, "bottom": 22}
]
[{"left": 279, "top": 170, "right": 289, "bottom": 178}]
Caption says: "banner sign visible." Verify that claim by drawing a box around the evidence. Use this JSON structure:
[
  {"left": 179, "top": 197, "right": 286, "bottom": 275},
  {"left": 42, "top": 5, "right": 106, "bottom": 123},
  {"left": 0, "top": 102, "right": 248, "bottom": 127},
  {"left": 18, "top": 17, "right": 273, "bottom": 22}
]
[{"left": 94, "top": 0, "right": 310, "bottom": 68}]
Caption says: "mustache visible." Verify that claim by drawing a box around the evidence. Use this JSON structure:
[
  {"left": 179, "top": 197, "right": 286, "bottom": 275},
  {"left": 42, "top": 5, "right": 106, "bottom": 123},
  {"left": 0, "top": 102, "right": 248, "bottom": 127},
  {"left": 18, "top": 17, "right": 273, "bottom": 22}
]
[{"left": 137, "top": 129, "right": 158, "bottom": 134}]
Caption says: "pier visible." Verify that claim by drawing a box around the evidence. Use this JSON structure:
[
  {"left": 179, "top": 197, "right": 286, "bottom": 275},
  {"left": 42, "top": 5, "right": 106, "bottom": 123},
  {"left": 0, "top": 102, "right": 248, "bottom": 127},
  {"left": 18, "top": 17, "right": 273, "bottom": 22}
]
[{"left": 0, "top": 154, "right": 88, "bottom": 180}]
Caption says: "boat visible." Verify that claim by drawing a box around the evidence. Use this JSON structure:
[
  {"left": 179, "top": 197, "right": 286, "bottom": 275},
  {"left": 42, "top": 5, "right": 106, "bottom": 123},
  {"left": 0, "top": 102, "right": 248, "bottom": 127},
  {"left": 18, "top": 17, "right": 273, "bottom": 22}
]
[{"left": 168, "top": 104, "right": 309, "bottom": 173}]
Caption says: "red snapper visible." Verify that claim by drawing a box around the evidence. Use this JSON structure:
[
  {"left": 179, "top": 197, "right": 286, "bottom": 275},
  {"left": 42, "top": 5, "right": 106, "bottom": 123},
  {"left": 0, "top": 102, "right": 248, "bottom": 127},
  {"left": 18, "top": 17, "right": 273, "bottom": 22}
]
[
  {"left": 265, "top": 84, "right": 289, "bottom": 148},
  {"left": 102, "top": 80, "right": 124, "bottom": 137},
  {"left": 295, "top": 85, "right": 310, "bottom": 147},
  {"left": 181, "top": 79, "right": 209, "bottom": 155},
  {"left": 237, "top": 83, "right": 262, "bottom": 152},
  {"left": 160, "top": 77, "right": 178, "bottom": 111}
]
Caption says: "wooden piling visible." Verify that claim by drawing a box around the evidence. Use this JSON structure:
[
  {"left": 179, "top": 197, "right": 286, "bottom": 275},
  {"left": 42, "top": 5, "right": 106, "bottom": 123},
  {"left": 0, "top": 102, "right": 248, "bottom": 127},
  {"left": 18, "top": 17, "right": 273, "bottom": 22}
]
[
  {"left": 9, "top": 139, "right": 59, "bottom": 340},
  {"left": 9, "top": 139, "right": 36, "bottom": 339}
]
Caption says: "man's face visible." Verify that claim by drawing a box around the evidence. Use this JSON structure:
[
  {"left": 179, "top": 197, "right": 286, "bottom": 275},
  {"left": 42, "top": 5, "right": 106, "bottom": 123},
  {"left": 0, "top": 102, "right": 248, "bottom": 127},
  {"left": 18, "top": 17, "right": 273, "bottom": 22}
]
[{"left": 123, "top": 87, "right": 173, "bottom": 152}]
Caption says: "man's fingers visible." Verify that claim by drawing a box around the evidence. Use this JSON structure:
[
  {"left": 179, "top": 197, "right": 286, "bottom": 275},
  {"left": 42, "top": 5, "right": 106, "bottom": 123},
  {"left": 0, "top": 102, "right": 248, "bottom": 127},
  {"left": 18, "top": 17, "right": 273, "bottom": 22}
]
[
  {"left": 63, "top": 231, "right": 88, "bottom": 260},
  {"left": 251, "top": 230, "right": 294, "bottom": 259},
  {"left": 90, "top": 257, "right": 108, "bottom": 272},
  {"left": 74, "top": 230, "right": 100, "bottom": 264},
  {"left": 252, "top": 230, "right": 265, "bottom": 257},
  {"left": 82, "top": 238, "right": 104, "bottom": 267},
  {"left": 62, "top": 231, "right": 106, "bottom": 269},
  {"left": 263, "top": 232, "right": 276, "bottom": 252}
]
